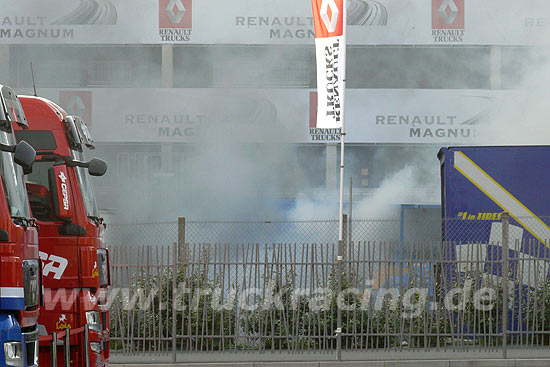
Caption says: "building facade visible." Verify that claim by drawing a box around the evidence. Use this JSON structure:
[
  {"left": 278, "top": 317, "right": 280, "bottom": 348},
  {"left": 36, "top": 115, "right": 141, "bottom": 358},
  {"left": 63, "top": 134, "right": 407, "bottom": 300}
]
[{"left": 1, "top": 0, "right": 548, "bottom": 220}]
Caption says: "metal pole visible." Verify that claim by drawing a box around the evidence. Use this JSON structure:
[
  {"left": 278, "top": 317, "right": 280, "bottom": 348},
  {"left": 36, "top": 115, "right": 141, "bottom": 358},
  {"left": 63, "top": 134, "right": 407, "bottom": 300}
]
[
  {"left": 502, "top": 212, "right": 509, "bottom": 359},
  {"left": 342, "top": 214, "right": 348, "bottom": 261},
  {"left": 64, "top": 329, "right": 70, "bottom": 367},
  {"left": 336, "top": 240, "right": 342, "bottom": 361},
  {"left": 83, "top": 325, "right": 90, "bottom": 367},
  {"left": 51, "top": 332, "right": 57, "bottom": 367},
  {"left": 172, "top": 241, "right": 178, "bottom": 363},
  {"left": 336, "top": 2, "right": 347, "bottom": 360},
  {"left": 337, "top": 94, "right": 346, "bottom": 243},
  {"left": 336, "top": 213, "right": 346, "bottom": 361},
  {"left": 337, "top": 0, "right": 348, "bottom": 249},
  {"left": 178, "top": 217, "right": 186, "bottom": 263}
]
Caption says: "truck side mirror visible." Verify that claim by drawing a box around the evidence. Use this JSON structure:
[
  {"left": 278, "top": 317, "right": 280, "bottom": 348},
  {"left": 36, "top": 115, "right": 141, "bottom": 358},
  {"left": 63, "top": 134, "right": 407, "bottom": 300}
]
[
  {"left": 13, "top": 141, "right": 36, "bottom": 169},
  {"left": 88, "top": 158, "right": 107, "bottom": 177}
]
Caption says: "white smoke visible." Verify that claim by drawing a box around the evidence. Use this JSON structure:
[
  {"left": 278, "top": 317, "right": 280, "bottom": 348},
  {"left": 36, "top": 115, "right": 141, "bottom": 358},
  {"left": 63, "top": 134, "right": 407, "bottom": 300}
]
[
  {"left": 478, "top": 49, "right": 550, "bottom": 145},
  {"left": 11, "top": 0, "right": 550, "bottom": 228},
  {"left": 353, "top": 164, "right": 439, "bottom": 218},
  {"left": 288, "top": 145, "right": 441, "bottom": 221},
  {"left": 288, "top": 189, "right": 339, "bottom": 221}
]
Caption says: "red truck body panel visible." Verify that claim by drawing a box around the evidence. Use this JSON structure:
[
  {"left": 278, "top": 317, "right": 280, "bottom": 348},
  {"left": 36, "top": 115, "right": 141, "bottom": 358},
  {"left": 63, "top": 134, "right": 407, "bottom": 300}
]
[
  {"left": 0, "top": 184, "right": 39, "bottom": 329},
  {"left": 0, "top": 84, "right": 41, "bottom": 366},
  {"left": 16, "top": 96, "right": 109, "bottom": 367}
]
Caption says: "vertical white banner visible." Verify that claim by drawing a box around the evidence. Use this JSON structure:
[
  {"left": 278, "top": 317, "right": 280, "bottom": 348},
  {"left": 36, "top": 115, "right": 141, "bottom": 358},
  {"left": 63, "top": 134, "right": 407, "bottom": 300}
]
[{"left": 311, "top": 0, "right": 346, "bottom": 129}]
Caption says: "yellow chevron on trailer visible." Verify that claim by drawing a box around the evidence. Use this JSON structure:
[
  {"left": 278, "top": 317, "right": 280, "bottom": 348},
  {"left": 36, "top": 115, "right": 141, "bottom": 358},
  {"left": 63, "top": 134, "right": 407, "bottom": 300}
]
[{"left": 454, "top": 151, "right": 550, "bottom": 247}]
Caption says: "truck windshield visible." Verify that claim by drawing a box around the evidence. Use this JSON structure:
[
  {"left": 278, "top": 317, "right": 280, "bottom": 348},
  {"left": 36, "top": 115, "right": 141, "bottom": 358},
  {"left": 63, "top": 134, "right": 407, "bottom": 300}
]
[
  {"left": 71, "top": 149, "right": 100, "bottom": 218},
  {"left": 0, "top": 130, "right": 31, "bottom": 218}
]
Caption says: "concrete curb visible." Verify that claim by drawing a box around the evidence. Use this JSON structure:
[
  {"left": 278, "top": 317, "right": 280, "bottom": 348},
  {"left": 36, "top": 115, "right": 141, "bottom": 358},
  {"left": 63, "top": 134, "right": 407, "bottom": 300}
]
[{"left": 111, "top": 360, "right": 550, "bottom": 367}]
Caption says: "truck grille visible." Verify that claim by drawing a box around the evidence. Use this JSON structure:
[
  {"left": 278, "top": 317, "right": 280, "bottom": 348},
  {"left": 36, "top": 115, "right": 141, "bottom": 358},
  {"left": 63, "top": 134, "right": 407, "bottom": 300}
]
[
  {"left": 22, "top": 260, "right": 40, "bottom": 310},
  {"left": 101, "top": 311, "right": 107, "bottom": 330},
  {"left": 22, "top": 329, "right": 38, "bottom": 367},
  {"left": 102, "top": 310, "right": 109, "bottom": 358}
]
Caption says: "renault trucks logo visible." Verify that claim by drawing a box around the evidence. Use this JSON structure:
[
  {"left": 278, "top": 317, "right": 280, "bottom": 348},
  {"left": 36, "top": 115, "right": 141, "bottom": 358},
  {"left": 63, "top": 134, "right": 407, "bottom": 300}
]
[
  {"left": 308, "top": 92, "right": 341, "bottom": 142},
  {"left": 437, "top": 0, "right": 459, "bottom": 25},
  {"left": 165, "top": 0, "right": 186, "bottom": 24},
  {"left": 320, "top": 0, "right": 339, "bottom": 32},
  {"left": 59, "top": 91, "right": 92, "bottom": 129},
  {"left": 159, "top": 0, "right": 192, "bottom": 42},
  {"left": 432, "top": 0, "right": 464, "bottom": 43}
]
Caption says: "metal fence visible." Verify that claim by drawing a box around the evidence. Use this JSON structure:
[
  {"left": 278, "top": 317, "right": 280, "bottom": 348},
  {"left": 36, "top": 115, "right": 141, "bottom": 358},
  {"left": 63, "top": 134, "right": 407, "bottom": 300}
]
[
  {"left": 107, "top": 212, "right": 441, "bottom": 249},
  {"left": 106, "top": 214, "right": 550, "bottom": 361}
]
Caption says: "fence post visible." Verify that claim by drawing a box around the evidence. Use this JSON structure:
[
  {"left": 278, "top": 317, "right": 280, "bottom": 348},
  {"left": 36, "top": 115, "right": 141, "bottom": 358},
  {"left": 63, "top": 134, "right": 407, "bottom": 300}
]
[
  {"left": 348, "top": 177, "right": 353, "bottom": 264},
  {"left": 501, "top": 212, "right": 509, "bottom": 359},
  {"left": 178, "top": 217, "right": 186, "bottom": 263},
  {"left": 176, "top": 215, "right": 186, "bottom": 358},
  {"left": 64, "top": 329, "right": 70, "bottom": 367},
  {"left": 83, "top": 325, "right": 90, "bottom": 367},
  {"left": 342, "top": 214, "right": 348, "bottom": 261},
  {"left": 172, "top": 241, "right": 178, "bottom": 363},
  {"left": 51, "top": 332, "right": 57, "bottom": 367}
]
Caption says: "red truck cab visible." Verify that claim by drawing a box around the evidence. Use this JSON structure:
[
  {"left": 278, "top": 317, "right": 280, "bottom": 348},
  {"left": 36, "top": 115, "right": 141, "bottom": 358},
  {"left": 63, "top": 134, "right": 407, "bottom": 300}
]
[
  {"left": 0, "top": 85, "right": 41, "bottom": 367},
  {"left": 14, "top": 96, "right": 109, "bottom": 367}
]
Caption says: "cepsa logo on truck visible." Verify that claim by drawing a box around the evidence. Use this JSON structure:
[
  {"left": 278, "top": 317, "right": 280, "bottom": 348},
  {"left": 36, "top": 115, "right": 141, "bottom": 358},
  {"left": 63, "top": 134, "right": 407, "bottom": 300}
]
[
  {"left": 39, "top": 251, "right": 69, "bottom": 280},
  {"left": 58, "top": 170, "right": 69, "bottom": 210}
]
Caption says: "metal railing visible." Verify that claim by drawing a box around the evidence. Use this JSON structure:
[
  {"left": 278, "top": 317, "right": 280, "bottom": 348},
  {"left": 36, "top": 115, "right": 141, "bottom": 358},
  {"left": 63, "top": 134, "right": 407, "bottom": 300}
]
[
  {"left": 107, "top": 214, "right": 550, "bottom": 361},
  {"left": 39, "top": 324, "right": 90, "bottom": 367}
]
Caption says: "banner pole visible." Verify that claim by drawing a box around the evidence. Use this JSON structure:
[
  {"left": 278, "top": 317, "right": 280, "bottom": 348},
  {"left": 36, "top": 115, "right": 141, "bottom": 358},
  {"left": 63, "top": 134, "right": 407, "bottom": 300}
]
[
  {"left": 336, "top": 3, "right": 347, "bottom": 360},
  {"left": 338, "top": 0, "right": 347, "bottom": 245}
]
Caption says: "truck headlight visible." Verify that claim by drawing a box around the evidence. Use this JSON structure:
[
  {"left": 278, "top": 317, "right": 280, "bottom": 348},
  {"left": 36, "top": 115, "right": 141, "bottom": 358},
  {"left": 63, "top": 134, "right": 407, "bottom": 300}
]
[
  {"left": 97, "top": 249, "right": 109, "bottom": 288},
  {"left": 22, "top": 260, "right": 40, "bottom": 309},
  {"left": 4, "top": 341, "right": 23, "bottom": 367},
  {"left": 85, "top": 311, "right": 101, "bottom": 332},
  {"left": 90, "top": 342, "right": 102, "bottom": 354}
]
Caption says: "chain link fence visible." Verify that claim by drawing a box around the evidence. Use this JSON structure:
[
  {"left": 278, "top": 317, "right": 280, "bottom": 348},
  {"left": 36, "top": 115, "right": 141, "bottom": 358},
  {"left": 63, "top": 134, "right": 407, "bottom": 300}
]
[
  {"left": 107, "top": 214, "right": 440, "bottom": 249},
  {"left": 106, "top": 213, "right": 550, "bottom": 361}
]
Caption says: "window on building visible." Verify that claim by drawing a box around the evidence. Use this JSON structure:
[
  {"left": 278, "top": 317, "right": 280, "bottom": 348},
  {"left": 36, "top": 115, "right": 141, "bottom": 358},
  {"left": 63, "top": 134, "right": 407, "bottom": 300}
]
[
  {"left": 10, "top": 45, "right": 161, "bottom": 88},
  {"left": 347, "top": 46, "right": 491, "bottom": 89},
  {"left": 174, "top": 45, "right": 315, "bottom": 88},
  {"left": 501, "top": 46, "right": 549, "bottom": 89}
]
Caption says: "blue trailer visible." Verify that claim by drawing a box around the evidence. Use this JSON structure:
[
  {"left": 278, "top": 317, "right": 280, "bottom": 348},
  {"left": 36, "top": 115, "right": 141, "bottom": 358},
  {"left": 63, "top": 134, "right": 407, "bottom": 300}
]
[
  {"left": 439, "top": 146, "right": 550, "bottom": 282},
  {"left": 439, "top": 146, "right": 550, "bottom": 250},
  {"left": 439, "top": 146, "right": 550, "bottom": 333}
]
